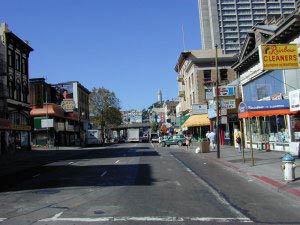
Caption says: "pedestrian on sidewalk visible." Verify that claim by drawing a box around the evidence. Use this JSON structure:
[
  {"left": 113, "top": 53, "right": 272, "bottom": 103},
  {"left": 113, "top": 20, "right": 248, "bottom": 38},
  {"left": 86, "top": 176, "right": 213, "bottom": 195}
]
[
  {"left": 208, "top": 131, "right": 216, "bottom": 150},
  {"left": 235, "top": 131, "right": 242, "bottom": 153},
  {"left": 185, "top": 134, "right": 191, "bottom": 151}
]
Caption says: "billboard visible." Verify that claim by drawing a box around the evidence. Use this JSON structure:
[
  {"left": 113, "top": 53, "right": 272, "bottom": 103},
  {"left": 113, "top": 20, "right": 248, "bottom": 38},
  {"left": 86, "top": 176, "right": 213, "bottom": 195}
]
[{"left": 259, "top": 44, "right": 299, "bottom": 70}]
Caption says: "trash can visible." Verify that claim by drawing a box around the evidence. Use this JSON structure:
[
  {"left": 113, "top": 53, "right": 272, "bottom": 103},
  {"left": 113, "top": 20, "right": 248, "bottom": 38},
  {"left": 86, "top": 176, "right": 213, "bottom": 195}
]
[{"left": 200, "top": 140, "right": 210, "bottom": 153}]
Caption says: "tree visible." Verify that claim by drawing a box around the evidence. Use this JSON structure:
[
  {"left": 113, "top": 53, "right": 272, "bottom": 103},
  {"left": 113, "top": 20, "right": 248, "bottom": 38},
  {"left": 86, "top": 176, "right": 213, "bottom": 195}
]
[
  {"left": 151, "top": 122, "right": 159, "bottom": 133},
  {"left": 89, "top": 87, "right": 122, "bottom": 142}
]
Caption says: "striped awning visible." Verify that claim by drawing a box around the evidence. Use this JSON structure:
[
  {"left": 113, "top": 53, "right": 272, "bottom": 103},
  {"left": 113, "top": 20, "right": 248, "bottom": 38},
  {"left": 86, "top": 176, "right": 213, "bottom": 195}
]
[{"left": 181, "top": 114, "right": 210, "bottom": 128}]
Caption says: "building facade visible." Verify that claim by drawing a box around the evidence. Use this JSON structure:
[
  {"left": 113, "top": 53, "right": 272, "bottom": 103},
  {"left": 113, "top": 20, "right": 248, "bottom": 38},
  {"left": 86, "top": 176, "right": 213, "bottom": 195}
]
[
  {"left": 0, "top": 23, "right": 33, "bottom": 152},
  {"left": 29, "top": 78, "right": 82, "bottom": 147},
  {"left": 198, "top": 0, "right": 296, "bottom": 54},
  {"left": 175, "top": 49, "right": 238, "bottom": 142},
  {"left": 52, "top": 81, "right": 90, "bottom": 146},
  {"left": 233, "top": 10, "right": 300, "bottom": 154}
]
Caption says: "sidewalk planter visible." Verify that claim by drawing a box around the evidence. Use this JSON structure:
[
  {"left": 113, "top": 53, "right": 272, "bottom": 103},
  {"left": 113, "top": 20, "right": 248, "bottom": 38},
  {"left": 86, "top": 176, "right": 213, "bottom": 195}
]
[{"left": 200, "top": 140, "right": 210, "bottom": 153}]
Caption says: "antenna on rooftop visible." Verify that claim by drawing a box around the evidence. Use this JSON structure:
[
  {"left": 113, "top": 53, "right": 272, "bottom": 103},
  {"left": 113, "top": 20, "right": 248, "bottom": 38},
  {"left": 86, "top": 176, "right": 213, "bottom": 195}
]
[{"left": 181, "top": 24, "right": 186, "bottom": 51}]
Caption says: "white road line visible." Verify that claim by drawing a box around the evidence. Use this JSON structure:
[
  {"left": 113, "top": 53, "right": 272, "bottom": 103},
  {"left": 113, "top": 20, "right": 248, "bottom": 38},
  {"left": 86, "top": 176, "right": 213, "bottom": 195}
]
[
  {"left": 0, "top": 218, "right": 7, "bottom": 222},
  {"left": 68, "top": 162, "right": 74, "bottom": 165},
  {"left": 100, "top": 171, "right": 107, "bottom": 177},
  {"left": 32, "top": 173, "right": 40, "bottom": 178},
  {"left": 39, "top": 212, "right": 252, "bottom": 223},
  {"left": 114, "top": 160, "right": 120, "bottom": 164},
  {"left": 172, "top": 156, "right": 252, "bottom": 222},
  {"left": 190, "top": 217, "right": 252, "bottom": 222}
]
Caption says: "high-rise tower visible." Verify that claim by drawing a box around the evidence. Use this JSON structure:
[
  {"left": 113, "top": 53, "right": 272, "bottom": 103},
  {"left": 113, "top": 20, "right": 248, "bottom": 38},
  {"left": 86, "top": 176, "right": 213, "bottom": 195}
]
[{"left": 198, "top": 0, "right": 296, "bottom": 54}]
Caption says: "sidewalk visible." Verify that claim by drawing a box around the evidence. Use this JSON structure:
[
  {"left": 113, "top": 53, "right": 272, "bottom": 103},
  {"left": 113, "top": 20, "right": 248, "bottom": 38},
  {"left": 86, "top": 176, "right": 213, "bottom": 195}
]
[{"left": 192, "top": 144, "right": 300, "bottom": 199}]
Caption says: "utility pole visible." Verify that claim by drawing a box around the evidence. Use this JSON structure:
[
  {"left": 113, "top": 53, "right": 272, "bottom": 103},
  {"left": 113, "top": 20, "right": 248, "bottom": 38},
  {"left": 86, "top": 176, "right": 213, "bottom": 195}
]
[{"left": 215, "top": 44, "right": 220, "bottom": 158}]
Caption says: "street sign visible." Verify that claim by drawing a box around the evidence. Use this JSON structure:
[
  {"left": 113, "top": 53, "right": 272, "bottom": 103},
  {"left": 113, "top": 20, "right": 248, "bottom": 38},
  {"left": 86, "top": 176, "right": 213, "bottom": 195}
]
[{"left": 41, "top": 119, "right": 54, "bottom": 128}]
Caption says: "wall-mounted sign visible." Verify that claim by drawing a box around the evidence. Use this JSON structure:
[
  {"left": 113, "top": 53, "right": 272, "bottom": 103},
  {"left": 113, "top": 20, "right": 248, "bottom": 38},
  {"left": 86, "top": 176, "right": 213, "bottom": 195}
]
[
  {"left": 12, "top": 125, "right": 31, "bottom": 131},
  {"left": 259, "top": 44, "right": 299, "bottom": 70},
  {"left": 191, "top": 104, "right": 208, "bottom": 115},
  {"left": 205, "top": 88, "right": 214, "bottom": 100},
  {"left": 221, "top": 116, "right": 228, "bottom": 124},
  {"left": 41, "top": 119, "right": 54, "bottom": 128},
  {"left": 271, "top": 93, "right": 283, "bottom": 100},
  {"left": 55, "top": 122, "right": 65, "bottom": 131},
  {"left": 289, "top": 89, "right": 300, "bottom": 112},
  {"left": 220, "top": 99, "right": 236, "bottom": 109},
  {"left": 61, "top": 99, "right": 76, "bottom": 112},
  {"left": 208, "top": 107, "right": 217, "bottom": 119},
  {"left": 66, "top": 125, "right": 74, "bottom": 132},
  {"left": 217, "top": 86, "right": 235, "bottom": 96}
]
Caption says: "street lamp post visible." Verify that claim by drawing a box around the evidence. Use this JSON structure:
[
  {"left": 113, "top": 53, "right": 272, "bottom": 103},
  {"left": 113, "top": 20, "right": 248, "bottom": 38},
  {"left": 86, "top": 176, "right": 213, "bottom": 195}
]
[{"left": 215, "top": 44, "right": 220, "bottom": 159}]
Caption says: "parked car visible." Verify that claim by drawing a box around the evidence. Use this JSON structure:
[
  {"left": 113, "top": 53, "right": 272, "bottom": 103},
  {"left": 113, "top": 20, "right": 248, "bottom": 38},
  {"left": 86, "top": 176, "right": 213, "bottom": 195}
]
[
  {"left": 141, "top": 134, "right": 149, "bottom": 142},
  {"left": 150, "top": 133, "right": 159, "bottom": 143},
  {"left": 161, "top": 134, "right": 185, "bottom": 147}
]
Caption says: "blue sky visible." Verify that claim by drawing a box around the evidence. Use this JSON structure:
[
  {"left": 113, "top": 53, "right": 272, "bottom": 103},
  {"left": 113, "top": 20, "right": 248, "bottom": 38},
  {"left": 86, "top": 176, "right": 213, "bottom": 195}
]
[{"left": 1, "top": 0, "right": 201, "bottom": 110}]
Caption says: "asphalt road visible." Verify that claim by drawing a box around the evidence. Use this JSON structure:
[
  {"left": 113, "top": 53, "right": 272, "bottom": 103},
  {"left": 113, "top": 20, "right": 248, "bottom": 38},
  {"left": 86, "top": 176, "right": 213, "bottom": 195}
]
[{"left": 0, "top": 143, "right": 299, "bottom": 225}]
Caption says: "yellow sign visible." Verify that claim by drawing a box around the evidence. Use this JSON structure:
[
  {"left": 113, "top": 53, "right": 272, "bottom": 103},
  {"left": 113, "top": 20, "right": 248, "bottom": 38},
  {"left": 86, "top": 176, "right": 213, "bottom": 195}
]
[
  {"left": 259, "top": 44, "right": 299, "bottom": 70},
  {"left": 12, "top": 125, "right": 31, "bottom": 131}
]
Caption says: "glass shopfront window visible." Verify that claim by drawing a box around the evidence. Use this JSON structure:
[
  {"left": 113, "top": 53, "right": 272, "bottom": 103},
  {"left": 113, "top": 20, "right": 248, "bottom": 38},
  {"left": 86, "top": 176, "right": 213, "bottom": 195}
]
[
  {"left": 290, "top": 115, "right": 300, "bottom": 142},
  {"left": 245, "top": 116, "right": 289, "bottom": 143},
  {"left": 243, "top": 70, "right": 285, "bottom": 101}
]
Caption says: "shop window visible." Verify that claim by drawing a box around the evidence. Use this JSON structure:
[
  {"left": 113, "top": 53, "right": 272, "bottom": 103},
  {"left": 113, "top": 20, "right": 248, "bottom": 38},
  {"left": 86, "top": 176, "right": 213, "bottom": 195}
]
[
  {"left": 268, "top": 115, "right": 288, "bottom": 142},
  {"left": 290, "top": 115, "right": 300, "bottom": 142}
]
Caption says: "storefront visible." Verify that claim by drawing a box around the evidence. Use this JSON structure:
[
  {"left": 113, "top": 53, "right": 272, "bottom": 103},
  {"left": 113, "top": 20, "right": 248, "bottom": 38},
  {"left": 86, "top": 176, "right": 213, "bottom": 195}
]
[
  {"left": 238, "top": 99, "right": 294, "bottom": 151},
  {"left": 0, "top": 118, "right": 12, "bottom": 155},
  {"left": 181, "top": 114, "right": 210, "bottom": 140},
  {"left": 8, "top": 112, "right": 31, "bottom": 151}
]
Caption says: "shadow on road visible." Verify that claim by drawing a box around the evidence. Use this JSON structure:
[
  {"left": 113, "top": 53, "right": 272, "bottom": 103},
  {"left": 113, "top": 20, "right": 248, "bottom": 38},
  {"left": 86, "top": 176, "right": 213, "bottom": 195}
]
[
  {"left": 0, "top": 163, "right": 154, "bottom": 192},
  {"left": 0, "top": 146, "right": 158, "bottom": 193}
]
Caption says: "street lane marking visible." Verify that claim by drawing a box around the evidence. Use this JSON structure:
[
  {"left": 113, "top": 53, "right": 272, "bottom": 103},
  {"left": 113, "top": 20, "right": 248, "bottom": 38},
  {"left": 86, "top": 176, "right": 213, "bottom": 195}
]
[
  {"left": 100, "top": 171, "right": 107, "bottom": 177},
  {"left": 0, "top": 218, "right": 7, "bottom": 222},
  {"left": 190, "top": 217, "right": 252, "bottom": 222},
  {"left": 32, "top": 173, "right": 40, "bottom": 178},
  {"left": 39, "top": 212, "right": 252, "bottom": 223},
  {"left": 68, "top": 162, "right": 74, "bottom": 165},
  {"left": 114, "top": 160, "right": 120, "bottom": 164},
  {"left": 172, "top": 155, "right": 252, "bottom": 222}
]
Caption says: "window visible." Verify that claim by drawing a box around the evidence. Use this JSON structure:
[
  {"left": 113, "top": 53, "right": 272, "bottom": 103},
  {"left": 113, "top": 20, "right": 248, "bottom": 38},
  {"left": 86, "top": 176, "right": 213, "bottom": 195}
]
[
  {"left": 204, "top": 70, "right": 211, "bottom": 81},
  {"left": 220, "top": 69, "right": 228, "bottom": 81},
  {"left": 22, "top": 82, "right": 28, "bottom": 102},
  {"left": 15, "top": 53, "right": 21, "bottom": 71},
  {"left": 21, "top": 57, "right": 27, "bottom": 74},
  {"left": 268, "top": 115, "right": 288, "bottom": 142},
  {"left": 8, "top": 80, "right": 14, "bottom": 98},
  {"left": 8, "top": 49, "right": 13, "bottom": 67},
  {"left": 16, "top": 83, "right": 21, "bottom": 101}
]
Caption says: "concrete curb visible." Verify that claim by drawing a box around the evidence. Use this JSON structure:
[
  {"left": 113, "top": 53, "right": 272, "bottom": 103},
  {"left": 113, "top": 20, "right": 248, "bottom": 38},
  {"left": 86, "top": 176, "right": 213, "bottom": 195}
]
[{"left": 202, "top": 154, "right": 300, "bottom": 199}]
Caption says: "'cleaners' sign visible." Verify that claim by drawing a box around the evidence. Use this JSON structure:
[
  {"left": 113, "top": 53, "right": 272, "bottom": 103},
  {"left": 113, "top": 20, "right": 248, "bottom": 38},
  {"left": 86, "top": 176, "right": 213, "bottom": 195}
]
[{"left": 259, "top": 44, "right": 299, "bottom": 70}]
